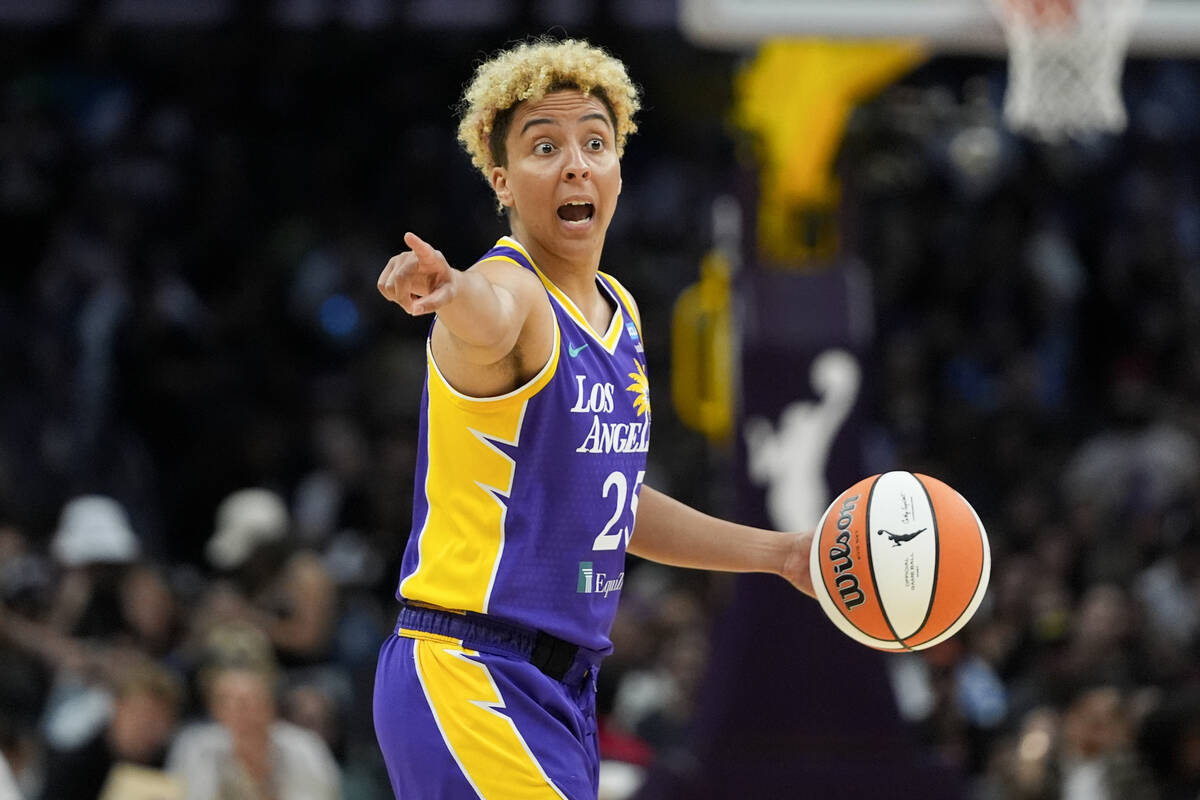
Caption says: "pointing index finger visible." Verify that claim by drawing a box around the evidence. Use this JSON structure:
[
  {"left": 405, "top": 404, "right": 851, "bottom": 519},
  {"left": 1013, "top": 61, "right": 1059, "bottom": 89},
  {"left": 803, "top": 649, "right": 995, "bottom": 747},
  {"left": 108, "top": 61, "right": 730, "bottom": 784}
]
[{"left": 403, "top": 231, "right": 442, "bottom": 270}]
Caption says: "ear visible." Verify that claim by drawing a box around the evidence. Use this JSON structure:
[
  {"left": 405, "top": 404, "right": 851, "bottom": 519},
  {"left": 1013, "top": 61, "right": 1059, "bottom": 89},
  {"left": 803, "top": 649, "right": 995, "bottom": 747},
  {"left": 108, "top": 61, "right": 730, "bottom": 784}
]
[
  {"left": 618, "top": 177, "right": 623, "bottom": 195},
  {"left": 491, "top": 166, "right": 514, "bottom": 209}
]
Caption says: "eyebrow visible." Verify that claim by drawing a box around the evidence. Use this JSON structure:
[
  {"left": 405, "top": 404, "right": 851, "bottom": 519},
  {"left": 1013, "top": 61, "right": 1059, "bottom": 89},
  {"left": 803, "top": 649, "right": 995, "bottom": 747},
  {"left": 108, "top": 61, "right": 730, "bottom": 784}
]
[
  {"left": 520, "top": 112, "right": 613, "bottom": 135},
  {"left": 579, "top": 112, "right": 612, "bottom": 128},
  {"left": 520, "top": 117, "right": 555, "bottom": 134}
]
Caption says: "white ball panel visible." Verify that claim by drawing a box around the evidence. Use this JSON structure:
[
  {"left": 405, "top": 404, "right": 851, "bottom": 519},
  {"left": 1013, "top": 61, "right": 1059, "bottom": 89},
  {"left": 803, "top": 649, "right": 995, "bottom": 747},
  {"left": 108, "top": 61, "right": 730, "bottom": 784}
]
[{"left": 867, "top": 471, "right": 937, "bottom": 639}]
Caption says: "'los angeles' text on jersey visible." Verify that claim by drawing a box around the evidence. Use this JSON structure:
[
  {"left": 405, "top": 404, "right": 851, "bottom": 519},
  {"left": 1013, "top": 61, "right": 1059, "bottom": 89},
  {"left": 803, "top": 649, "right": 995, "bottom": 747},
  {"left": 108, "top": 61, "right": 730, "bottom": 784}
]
[
  {"left": 395, "top": 237, "right": 650, "bottom": 654},
  {"left": 571, "top": 374, "right": 651, "bottom": 454}
]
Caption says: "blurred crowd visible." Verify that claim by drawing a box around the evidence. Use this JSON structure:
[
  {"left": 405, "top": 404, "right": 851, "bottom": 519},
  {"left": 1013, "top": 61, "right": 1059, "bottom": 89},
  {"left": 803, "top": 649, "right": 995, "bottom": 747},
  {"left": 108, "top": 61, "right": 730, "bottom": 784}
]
[
  {"left": 2, "top": 5, "right": 1200, "bottom": 800},
  {"left": 841, "top": 57, "right": 1200, "bottom": 800}
]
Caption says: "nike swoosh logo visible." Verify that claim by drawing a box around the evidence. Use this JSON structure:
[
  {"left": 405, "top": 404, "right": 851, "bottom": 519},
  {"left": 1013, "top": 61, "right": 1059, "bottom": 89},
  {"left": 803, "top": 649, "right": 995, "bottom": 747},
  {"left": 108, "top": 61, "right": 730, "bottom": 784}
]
[{"left": 568, "top": 343, "right": 589, "bottom": 357}]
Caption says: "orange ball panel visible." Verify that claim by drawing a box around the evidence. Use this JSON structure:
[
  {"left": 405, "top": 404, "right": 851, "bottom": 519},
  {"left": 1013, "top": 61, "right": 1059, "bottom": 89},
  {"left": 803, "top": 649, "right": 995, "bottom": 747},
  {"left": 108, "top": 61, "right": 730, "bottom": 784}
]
[
  {"left": 904, "top": 474, "right": 987, "bottom": 649},
  {"left": 816, "top": 476, "right": 894, "bottom": 643}
]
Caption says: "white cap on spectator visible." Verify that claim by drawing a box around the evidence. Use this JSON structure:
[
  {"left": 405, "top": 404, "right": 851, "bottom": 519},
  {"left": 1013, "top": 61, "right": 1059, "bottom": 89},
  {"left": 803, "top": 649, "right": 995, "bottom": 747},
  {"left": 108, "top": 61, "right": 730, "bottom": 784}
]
[
  {"left": 206, "top": 488, "right": 289, "bottom": 571},
  {"left": 51, "top": 495, "right": 141, "bottom": 567}
]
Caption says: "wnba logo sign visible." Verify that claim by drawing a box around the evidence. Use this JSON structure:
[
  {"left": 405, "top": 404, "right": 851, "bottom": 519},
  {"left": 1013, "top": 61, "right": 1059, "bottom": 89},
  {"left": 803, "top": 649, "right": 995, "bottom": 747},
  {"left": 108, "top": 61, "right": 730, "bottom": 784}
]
[{"left": 826, "top": 494, "right": 865, "bottom": 610}]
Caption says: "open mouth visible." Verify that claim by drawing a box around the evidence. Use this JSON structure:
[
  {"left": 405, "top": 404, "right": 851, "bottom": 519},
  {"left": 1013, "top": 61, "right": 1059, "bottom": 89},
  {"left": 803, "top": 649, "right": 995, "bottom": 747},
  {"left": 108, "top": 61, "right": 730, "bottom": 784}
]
[{"left": 557, "top": 201, "right": 594, "bottom": 224}]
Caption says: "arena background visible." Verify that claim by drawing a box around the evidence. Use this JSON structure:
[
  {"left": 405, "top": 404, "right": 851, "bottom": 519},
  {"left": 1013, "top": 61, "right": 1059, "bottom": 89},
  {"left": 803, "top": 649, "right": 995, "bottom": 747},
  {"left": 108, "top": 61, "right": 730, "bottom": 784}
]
[{"left": 1, "top": 1, "right": 1200, "bottom": 799}]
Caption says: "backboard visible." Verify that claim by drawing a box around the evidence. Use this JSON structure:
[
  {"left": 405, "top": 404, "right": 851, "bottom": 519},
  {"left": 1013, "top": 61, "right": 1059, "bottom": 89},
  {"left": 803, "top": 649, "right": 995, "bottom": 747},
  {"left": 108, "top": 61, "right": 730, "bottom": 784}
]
[{"left": 680, "top": 0, "right": 1200, "bottom": 54}]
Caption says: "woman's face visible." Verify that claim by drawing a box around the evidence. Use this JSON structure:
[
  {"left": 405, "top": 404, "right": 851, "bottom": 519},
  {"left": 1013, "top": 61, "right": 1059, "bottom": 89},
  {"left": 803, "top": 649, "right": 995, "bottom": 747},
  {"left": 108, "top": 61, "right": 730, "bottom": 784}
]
[
  {"left": 491, "top": 90, "right": 622, "bottom": 263},
  {"left": 210, "top": 668, "right": 275, "bottom": 740}
]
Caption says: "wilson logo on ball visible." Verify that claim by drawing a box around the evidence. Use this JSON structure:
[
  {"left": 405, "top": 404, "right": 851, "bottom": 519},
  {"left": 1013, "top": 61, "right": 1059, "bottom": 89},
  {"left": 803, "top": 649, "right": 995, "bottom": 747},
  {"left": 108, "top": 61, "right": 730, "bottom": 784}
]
[{"left": 826, "top": 493, "right": 865, "bottom": 610}]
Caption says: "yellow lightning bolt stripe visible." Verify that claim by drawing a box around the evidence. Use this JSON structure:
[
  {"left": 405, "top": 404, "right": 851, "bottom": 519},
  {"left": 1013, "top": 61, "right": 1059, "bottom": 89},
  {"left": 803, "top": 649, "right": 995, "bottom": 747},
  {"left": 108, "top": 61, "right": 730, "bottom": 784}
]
[
  {"left": 401, "top": 331, "right": 558, "bottom": 613},
  {"left": 412, "top": 640, "right": 568, "bottom": 799}
]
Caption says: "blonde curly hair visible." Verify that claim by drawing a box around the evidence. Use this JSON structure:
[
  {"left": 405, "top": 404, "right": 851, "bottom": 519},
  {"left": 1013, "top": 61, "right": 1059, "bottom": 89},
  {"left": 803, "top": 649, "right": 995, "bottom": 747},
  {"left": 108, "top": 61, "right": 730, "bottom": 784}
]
[{"left": 457, "top": 38, "right": 641, "bottom": 180}]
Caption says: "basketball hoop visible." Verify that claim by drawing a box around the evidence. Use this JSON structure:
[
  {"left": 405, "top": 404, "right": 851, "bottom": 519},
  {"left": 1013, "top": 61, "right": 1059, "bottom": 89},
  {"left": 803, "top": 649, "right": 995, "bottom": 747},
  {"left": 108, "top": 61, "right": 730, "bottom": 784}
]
[{"left": 993, "top": 0, "right": 1145, "bottom": 141}]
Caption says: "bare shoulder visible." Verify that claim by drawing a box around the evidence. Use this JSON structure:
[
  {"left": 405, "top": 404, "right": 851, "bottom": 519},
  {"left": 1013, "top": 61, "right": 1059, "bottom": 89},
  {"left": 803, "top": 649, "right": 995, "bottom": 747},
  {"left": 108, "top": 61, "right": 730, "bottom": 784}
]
[
  {"left": 462, "top": 255, "right": 554, "bottom": 343},
  {"left": 470, "top": 256, "right": 546, "bottom": 298},
  {"left": 430, "top": 256, "right": 555, "bottom": 398}
]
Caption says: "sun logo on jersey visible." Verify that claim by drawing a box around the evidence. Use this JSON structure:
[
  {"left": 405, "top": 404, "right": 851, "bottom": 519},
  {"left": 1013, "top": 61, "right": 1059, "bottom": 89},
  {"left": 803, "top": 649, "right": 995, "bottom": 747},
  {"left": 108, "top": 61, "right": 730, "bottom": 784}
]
[{"left": 626, "top": 361, "right": 650, "bottom": 417}]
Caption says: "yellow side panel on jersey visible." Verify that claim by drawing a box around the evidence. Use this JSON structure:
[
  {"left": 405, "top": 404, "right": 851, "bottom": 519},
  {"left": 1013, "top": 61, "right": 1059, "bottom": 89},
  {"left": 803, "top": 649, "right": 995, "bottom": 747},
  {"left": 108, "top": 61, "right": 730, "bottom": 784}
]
[
  {"left": 413, "top": 640, "right": 567, "bottom": 799},
  {"left": 400, "top": 326, "right": 560, "bottom": 614}
]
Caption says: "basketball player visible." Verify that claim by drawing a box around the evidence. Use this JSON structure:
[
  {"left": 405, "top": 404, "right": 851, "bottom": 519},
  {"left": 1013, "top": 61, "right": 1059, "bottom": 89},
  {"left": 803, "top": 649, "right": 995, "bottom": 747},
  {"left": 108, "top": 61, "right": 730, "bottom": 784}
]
[{"left": 373, "top": 38, "right": 815, "bottom": 799}]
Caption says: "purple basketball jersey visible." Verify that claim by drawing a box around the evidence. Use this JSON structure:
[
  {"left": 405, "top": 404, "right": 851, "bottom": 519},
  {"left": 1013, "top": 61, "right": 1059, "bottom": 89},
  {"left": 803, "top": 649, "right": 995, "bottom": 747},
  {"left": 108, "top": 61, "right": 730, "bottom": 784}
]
[{"left": 396, "top": 236, "right": 650, "bottom": 653}]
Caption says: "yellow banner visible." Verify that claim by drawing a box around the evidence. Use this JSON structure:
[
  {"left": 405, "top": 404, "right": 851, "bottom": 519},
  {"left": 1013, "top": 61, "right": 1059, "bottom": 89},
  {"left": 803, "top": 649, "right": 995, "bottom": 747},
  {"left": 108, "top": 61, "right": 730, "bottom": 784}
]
[{"left": 735, "top": 40, "right": 927, "bottom": 263}]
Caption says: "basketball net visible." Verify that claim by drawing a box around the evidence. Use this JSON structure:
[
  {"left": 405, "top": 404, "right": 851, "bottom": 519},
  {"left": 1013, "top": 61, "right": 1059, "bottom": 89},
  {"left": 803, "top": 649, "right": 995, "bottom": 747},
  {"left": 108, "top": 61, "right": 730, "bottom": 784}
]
[{"left": 994, "top": 0, "right": 1145, "bottom": 141}]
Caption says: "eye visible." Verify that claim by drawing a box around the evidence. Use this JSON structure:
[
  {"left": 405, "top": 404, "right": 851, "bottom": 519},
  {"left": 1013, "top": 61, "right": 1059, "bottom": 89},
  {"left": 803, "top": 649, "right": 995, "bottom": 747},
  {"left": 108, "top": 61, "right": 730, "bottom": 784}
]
[
  {"left": 535, "top": 142, "right": 555, "bottom": 155},
  {"left": 586, "top": 137, "right": 605, "bottom": 151}
]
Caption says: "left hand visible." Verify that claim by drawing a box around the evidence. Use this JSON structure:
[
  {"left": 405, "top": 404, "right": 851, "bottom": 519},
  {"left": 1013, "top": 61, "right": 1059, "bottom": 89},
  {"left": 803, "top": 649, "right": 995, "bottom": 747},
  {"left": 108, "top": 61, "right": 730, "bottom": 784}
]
[{"left": 779, "top": 530, "right": 816, "bottom": 598}]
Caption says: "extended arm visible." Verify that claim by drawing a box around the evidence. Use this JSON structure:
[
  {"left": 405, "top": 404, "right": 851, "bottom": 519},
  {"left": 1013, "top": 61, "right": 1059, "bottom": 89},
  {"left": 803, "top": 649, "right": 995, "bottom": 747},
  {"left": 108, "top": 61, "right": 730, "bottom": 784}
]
[
  {"left": 378, "top": 232, "right": 553, "bottom": 396},
  {"left": 627, "top": 485, "right": 816, "bottom": 597}
]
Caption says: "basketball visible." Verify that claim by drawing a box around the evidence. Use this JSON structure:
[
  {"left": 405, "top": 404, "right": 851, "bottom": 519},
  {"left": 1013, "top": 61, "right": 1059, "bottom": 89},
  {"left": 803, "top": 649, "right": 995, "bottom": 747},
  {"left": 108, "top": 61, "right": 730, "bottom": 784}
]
[{"left": 809, "top": 471, "right": 991, "bottom": 652}]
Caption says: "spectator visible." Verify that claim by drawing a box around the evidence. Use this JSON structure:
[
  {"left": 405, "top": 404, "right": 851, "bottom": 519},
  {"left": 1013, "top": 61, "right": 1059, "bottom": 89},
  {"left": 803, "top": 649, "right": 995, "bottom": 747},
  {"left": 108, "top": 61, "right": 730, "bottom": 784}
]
[
  {"left": 0, "top": 495, "right": 164, "bottom": 757},
  {"left": 166, "top": 634, "right": 341, "bottom": 800},
  {"left": 38, "top": 659, "right": 184, "bottom": 800},
  {"left": 198, "top": 488, "right": 337, "bottom": 668},
  {"left": 46, "top": 495, "right": 141, "bottom": 640}
]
